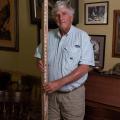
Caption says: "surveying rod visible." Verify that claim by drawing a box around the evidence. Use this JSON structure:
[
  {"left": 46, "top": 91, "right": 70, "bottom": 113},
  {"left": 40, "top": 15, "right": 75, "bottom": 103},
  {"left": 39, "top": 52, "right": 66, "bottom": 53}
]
[{"left": 41, "top": 0, "right": 48, "bottom": 120}]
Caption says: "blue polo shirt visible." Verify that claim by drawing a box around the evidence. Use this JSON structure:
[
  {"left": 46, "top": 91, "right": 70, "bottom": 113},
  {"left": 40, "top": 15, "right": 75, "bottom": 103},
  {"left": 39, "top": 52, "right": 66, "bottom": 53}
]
[{"left": 35, "top": 25, "right": 95, "bottom": 92}]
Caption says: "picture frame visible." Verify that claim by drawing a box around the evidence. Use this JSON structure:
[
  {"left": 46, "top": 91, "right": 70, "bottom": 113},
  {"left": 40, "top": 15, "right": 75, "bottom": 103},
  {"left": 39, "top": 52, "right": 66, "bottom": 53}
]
[
  {"left": 0, "top": 0, "right": 19, "bottom": 51},
  {"left": 29, "top": 0, "right": 41, "bottom": 25},
  {"left": 29, "top": 0, "right": 79, "bottom": 28},
  {"left": 112, "top": 10, "right": 120, "bottom": 58},
  {"left": 84, "top": 1, "right": 109, "bottom": 25},
  {"left": 90, "top": 35, "right": 106, "bottom": 69}
]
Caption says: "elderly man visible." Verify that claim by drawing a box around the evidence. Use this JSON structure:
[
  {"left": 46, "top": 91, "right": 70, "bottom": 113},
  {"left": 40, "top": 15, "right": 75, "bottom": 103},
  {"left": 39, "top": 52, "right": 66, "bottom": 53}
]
[{"left": 35, "top": 1, "right": 94, "bottom": 120}]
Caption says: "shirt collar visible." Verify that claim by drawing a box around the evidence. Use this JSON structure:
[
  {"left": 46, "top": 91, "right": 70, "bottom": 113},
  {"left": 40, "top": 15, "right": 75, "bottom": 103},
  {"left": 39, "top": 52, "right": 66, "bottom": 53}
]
[{"left": 56, "top": 25, "right": 74, "bottom": 38}]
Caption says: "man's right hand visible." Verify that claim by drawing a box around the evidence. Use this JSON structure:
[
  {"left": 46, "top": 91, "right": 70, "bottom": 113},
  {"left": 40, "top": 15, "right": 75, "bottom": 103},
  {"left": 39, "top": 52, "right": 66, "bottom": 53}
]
[{"left": 37, "top": 59, "right": 44, "bottom": 73}]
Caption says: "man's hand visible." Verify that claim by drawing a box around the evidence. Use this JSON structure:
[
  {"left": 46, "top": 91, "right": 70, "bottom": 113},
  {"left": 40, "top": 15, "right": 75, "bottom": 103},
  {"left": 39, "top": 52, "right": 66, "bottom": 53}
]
[
  {"left": 42, "top": 80, "right": 62, "bottom": 93},
  {"left": 37, "top": 59, "right": 44, "bottom": 72}
]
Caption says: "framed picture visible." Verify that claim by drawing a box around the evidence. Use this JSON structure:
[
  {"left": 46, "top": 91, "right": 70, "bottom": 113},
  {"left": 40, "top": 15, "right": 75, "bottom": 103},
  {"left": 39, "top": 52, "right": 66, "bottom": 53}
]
[
  {"left": 29, "top": 0, "right": 79, "bottom": 28},
  {"left": 112, "top": 10, "right": 120, "bottom": 58},
  {"left": 90, "top": 35, "right": 106, "bottom": 69},
  {"left": 0, "top": 0, "right": 19, "bottom": 51},
  {"left": 29, "top": 0, "right": 41, "bottom": 25},
  {"left": 84, "top": 1, "right": 109, "bottom": 25}
]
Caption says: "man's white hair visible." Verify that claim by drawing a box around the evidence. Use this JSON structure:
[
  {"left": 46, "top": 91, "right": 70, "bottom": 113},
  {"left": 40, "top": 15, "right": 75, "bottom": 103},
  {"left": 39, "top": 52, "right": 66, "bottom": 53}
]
[{"left": 51, "top": 0, "right": 75, "bottom": 16}]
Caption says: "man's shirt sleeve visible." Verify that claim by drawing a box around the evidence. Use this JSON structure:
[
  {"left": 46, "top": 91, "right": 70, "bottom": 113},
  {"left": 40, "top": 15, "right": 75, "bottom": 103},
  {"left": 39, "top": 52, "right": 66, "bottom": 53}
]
[
  {"left": 34, "top": 44, "right": 42, "bottom": 59},
  {"left": 79, "top": 32, "right": 95, "bottom": 66}
]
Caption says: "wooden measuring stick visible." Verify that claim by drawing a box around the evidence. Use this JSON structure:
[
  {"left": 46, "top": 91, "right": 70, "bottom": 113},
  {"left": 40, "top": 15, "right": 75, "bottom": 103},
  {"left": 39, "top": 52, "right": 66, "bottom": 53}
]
[{"left": 41, "top": 0, "right": 48, "bottom": 120}]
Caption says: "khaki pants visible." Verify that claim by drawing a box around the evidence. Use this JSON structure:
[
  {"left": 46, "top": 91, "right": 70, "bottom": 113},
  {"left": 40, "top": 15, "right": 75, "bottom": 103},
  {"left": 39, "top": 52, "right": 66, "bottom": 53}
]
[{"left": 48, "top": 86, "right": 85, "bottom": 120}]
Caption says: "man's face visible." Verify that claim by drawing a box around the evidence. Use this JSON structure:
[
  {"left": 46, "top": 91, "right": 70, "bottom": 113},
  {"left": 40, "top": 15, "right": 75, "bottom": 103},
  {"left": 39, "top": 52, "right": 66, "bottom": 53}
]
[{"left": 54, "top": 7, "right": 73, "bottom": 32}]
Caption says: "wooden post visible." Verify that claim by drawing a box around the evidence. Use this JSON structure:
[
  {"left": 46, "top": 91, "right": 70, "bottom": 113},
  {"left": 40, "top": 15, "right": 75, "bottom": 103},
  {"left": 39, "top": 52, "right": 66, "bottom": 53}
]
[{"left": 41, "top": 0, "right": 48, "bottom": 120}]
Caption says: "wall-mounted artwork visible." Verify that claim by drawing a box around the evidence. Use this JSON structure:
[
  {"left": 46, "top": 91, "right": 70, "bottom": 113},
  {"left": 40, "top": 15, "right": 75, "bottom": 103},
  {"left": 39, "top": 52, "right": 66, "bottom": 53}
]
[
  {"left": 112, "top": 10, "right": 120, "bottom": 58},
  {"left": 85, "top": 1, "right": 109, "bottom": 25},
  {"left": 90, "top": 35, "right": 106, "bottom": 69},
  {"left": 29, "top": 0, "right": 79, "bottom": 28},
  {"left": 0, "top": 0, "right": 19, "bottom": 51}
]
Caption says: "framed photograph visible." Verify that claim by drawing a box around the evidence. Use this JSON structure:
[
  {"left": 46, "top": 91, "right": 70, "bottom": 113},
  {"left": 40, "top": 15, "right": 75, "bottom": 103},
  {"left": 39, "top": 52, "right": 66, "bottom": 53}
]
[
  {"left": 90, "top": 35, "right": 106, "bottom": 69},
  {"left": 0, "top": 0, "right": 19, "bottom": 51},
  {"left": 112, "top": 10, "right": 120, "bottom": 58},
  {"left": 84, "top": 1, "right": 109, "bottom": 25},
  {"left": 29, "top": 0, "right": 79, "bottom": 28},
  {"left": 29, "top": 0, "right": 41, "bottom": 25}
]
